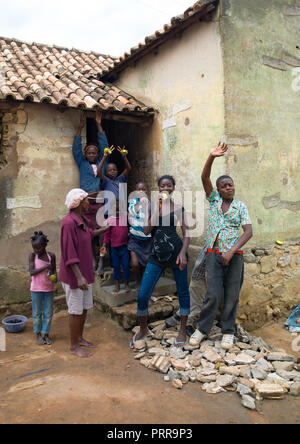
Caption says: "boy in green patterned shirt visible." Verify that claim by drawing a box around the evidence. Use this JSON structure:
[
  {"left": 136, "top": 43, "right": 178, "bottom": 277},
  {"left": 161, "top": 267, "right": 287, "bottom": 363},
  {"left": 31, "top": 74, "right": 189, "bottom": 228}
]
[{"left": 189, "top": 142, "right": 253, "bottom": 350}]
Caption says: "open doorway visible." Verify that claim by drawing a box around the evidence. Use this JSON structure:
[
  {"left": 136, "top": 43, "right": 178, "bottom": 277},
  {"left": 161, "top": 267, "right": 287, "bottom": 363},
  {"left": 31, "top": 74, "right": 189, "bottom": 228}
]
[{"left": 86, "top": 115, "right": 157, "bottom": 194}]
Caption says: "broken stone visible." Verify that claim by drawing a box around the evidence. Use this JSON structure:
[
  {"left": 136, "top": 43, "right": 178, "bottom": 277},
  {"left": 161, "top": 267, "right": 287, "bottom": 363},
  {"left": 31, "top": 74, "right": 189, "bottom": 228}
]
[
  {"left": 236, "top": 342, "right": 252, "bottom": 350},
  {"left": 267, "top": 352, "right": 296, "bottom": 362},
  {"left": 188, "top": 355, "right": 202, "bottom": 368},
  {"left": 255, "top": 357, "right": 274, "bottom": 372},
  {"left": 237, "top": 383, "right": 253, "bottom": 396},
  {"left": 202, "top": 382, "right": 226, "bottom": 394},
  {"left": 177, "top": 372, "right": 190, "bottom": 384},
  {"left": 252, "top": 337, "right": 271, "bottom": 352},
  {"left": 170, "top": 359, "right": 189, "bottom": 372},
  {"left": 276, "top": 370, "right": 300, "bottom": 381},
  {"left": 134, "top": 340, "right": 146, "bottom": 351},
  {"left": 197, "top": 374, "right": 218, "bottom": 383},
  {"left": 235, "top": 353, "right": 256, "bottom": 365},
  {"left": 238, "top": 365, "right": 252, "bottom": 379},
  {"left": 272, "top": 361, "right": 295, "bottom": 373},
  {"left": 241, "top": 395, "right": 256, "bottom": 410},
  {"left": 148, "top": 347, "right": 168, "bottom": 357},
  {"left": 184, "top": 343, "right": 200, "bottom": 352},
  {"left": 167, "top": 368, "right": 181, "bottom": 381},
  {"left": 239, "top": 378, "right": 255, "bottom": 389},
  {"left": 219, "top": 366, "right": 241, "bottom": 377},
  {"left": 203, "top": 348, "right": 223, "bottom": 363},
  {"left": 251, "top": 366, "right": 268, "bottom": 380},
  {"left": 197, "top": 368, "right": 218, "bottom": 377},
  {"left": 256, "top": 382, "right": 287, "bottom": 399},
  {"left": 151, "top": 355, "right": 171, "bottom": 374},
  {"left": 134, "top": 352, "right": 146, "bottom": 360},
  {"left": 290, "top": 382, "right": 300, "bottom": 396},
  {"left": 169, "top": 346, "right": 189, "bottom": 360},
  {"left": 216, "top": 374, "right": 237, "bottom": 388},
  {"left": 200, "top": 359, "right": 214, "bottom": 368},
  {"left": 153, "top": 330, "right": 164, "bottom": 341},
  {"left": 139, "top": 357, "right": 156, "bottom": 370},
  {"left": 145, "top": 339, "right": 162, "bottom": 349},
  {"left": 163, "top": 332, "right": 178, "bottom": 339},
  {"left": 172, "top": 379, "right": 183, "bottom": 389},
  {"left": 164, "top": 375, "right": 170, "bottom": 382},
  {"left": 224, "top": 353, "right": 237, "bottom": 366}
]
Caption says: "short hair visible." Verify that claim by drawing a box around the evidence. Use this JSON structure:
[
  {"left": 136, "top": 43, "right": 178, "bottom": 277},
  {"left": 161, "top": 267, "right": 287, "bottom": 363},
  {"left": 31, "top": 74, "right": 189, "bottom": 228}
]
[
  {"left": 216, "top": 175, "right": 234, "bottom": 188},
  {"left": 31, "top": 231, "right": 49, "bottom": 245},
  {"left": 157, "top": 175, "right": 176, "bottom": 187},
  {"left": 84, "top": 144, "right": 99, "bottom": 156}
]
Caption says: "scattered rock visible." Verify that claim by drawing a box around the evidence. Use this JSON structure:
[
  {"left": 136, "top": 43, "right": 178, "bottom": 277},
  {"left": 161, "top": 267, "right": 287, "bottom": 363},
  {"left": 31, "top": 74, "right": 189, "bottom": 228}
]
[
  {"left": 256, "top": 382, "right": 287, "bottom": 399},
  {"left": 241, "top": 395, "right": 256, "bottom": 410},
  {"left": 267, "top": 352, "right": 296, "bottom": 362},
  {"left": 235, "top": 353, "right": 256, "bottom": 365},
  {"left": 272, "top": 361, "right": 295, "bottom": 372},
  {"left": 290, "top": 382, "right": 300, "bottom": 396},
  {"left": 134, "top": 340, "right": 146, "bottom": 351},
  {"left": 151, "top": 355, "right": 171, "bottom": 374},
  {"left": 216, "top": 374, "right": 237, "bottom": 388},
  {"left": 172, "top": 379, "right": 183, "bottom": 390},
  {"left": 202, "top": 382, "right": 226, "bottom": 394}
]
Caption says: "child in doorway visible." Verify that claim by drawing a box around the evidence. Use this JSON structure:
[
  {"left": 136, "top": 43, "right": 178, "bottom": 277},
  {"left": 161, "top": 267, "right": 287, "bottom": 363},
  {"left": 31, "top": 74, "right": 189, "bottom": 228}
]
[
  {"left": 103, "top": 199, "right": 130, "bottom": 294},
  {"left": 73, "top": 110, "right": 110, "bottom": 272},
  {"left": 29, "top": 231, "right": 57, "bottom": 345}
]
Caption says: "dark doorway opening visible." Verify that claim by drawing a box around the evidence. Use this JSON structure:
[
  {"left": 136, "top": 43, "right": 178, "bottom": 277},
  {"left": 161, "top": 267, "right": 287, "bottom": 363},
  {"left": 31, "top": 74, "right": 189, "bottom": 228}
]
[{"left": 85, "top": 115, "right": 156, "bottom": 194}]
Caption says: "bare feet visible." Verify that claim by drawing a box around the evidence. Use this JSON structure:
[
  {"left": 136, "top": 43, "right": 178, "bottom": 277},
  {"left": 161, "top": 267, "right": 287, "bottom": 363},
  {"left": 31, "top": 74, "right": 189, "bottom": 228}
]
[
  {"left": 37, "top": 333, "right": 45, "bottom": 346},
  {"left": 113, "top": 281, "right": 120, "bottom": 294},
  {"left": 124, "top": 281, "right": 131, "bottom": 293},
  {"left": 174, "top": 331, "right": 187, "bottom": 348},
  {"left": 79, "top": 338, "right": 96, "bottom": 348},
  {"left": 43, "top": 335, "right": 53, "bottom": 345},
  {"left": 70, "top": 345, "right": 92, "bottom": 358}
]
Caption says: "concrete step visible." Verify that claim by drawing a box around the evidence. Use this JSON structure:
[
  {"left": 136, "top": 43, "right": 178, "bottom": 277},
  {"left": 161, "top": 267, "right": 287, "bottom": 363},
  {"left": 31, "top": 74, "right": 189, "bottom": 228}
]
[
  {"left": 94, "top": 296, "right": 179, "bottom": 331},
  {"left": 93, "top": 276, "right": 177, "bottom": 308}
]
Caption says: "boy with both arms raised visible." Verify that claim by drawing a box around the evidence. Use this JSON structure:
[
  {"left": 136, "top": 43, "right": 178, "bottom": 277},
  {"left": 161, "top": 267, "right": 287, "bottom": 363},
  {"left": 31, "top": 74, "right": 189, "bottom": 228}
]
[{"left": 189, "top": 142, "right": 253, "bottom": 350}]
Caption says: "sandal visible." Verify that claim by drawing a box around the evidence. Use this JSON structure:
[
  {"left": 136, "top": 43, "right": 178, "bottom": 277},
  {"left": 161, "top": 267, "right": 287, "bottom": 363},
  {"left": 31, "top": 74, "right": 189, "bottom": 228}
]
[{"left": 129, "top": 329, "right": 153, "bottom": 349}]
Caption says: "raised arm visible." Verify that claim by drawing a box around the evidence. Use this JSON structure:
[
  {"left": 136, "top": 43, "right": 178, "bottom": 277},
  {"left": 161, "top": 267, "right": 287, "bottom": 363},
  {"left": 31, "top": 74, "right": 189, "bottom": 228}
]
[
  {"left": 72, "top": 115, "right": 86, "bottom": 167},
  {"left": 117, "top": 146, "right": 132, "bottom": 177},
  {"left": 202, "top": 142, "right": 228, "bottom": 197}
]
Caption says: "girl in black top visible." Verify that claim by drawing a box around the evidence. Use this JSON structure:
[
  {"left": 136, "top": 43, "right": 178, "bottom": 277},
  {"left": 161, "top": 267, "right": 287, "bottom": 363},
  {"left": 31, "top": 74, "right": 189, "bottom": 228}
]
[{"left": 130, "top": 176, "right": 190, "bottom": 348}]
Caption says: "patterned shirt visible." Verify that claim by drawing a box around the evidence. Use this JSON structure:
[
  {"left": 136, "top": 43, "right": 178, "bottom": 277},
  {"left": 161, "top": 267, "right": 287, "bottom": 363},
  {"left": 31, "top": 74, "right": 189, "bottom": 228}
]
[
  {"left": 128, "top": 198, "right": 151, "bottom": 240},
  {"left": 206, "top": 190, "right": 251, "bottom": 253}
]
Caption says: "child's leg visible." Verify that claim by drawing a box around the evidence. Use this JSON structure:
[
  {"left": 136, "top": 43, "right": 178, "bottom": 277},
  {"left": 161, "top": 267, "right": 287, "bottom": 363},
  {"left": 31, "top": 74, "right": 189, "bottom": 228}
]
[
  {"left": 222, "top": 254, "right": 244, "bottom": 335},
  {"left": 31, "top": 292, "right": 43, "bottom": 335},
  {"left": 41, "top": 292, "right": 54, "bottom": 343},
  {"left": 171, "top": 265, "right": 190, "bottom": 345},
  {"left": 135, "top": 263, "right": 163, "bottom": 334},
  {"left": 111, "top": 247, "right": 121, "bottom": 292},
  {"left": 196, "top": 252, "right": 224, "bottom": 336},
  {"left": 120, "top": 246, "right": 130, "bottom": 291}
]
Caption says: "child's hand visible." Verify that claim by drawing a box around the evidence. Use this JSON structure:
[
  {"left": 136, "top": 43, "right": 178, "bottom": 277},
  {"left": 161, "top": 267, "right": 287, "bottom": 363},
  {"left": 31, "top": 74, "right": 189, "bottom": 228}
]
[
  {"left": 117, "top": 146, "right": 128, "bottom": 157},
  {"left": 211, "top": 142, "right": 228, "bottom": 158},
  {"left": 104, "top": 146, "right": 115, "bottom": 157},
  {"left": 95, "top": 110, "right": 102, "bottom": 126}
]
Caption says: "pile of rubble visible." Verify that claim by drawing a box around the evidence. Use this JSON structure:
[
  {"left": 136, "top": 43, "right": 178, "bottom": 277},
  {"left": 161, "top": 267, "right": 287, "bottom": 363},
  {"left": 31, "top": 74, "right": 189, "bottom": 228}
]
[{"left": 131, "top": 321, "right": 300, "bottom": 410}]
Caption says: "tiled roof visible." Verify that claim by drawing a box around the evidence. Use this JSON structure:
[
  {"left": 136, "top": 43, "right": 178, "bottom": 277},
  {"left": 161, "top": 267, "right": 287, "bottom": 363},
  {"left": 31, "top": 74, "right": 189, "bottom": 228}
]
[
  {"left": 101, "top": 0, "right": 218, "bottom": 80},
  {"left": 0, "top": 37, "right": 154, "bottom": 113}
]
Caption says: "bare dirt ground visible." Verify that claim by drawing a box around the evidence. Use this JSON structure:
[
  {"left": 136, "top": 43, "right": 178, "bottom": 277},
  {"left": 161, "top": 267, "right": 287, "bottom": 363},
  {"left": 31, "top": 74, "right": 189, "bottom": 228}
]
[{"left": 0, "top": 310, "right": 299, "bottom": 425}]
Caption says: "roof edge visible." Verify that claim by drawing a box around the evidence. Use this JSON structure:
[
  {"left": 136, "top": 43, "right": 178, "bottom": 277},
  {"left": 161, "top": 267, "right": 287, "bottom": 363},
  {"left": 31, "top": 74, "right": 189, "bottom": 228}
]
[{"left": 101, "top": 0, "right": 219, "bottom": 81}]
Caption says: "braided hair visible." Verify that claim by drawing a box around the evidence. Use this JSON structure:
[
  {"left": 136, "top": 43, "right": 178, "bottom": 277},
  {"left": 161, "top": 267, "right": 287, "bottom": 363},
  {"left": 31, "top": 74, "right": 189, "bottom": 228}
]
[{"left": 31, "top": 231, "right": 49, "bottom": 246}]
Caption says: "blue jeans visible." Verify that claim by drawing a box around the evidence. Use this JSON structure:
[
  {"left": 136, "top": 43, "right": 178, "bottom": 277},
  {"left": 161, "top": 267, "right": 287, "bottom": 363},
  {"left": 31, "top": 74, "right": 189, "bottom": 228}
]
[
  {"left": 31, "top": 291, "right": 54, "bottom": 335},
  {"left": 137, "top": 262, "right": 190, "bottom": 317},
  {"left": 111, "top": 245, "right": 130, "bottom": 281}
]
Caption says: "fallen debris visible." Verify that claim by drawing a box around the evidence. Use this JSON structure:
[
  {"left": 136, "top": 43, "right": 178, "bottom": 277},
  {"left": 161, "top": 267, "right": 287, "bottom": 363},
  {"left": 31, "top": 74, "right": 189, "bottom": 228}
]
[{"left": 131, "top": 321, "right": 300, "bottom": 409}]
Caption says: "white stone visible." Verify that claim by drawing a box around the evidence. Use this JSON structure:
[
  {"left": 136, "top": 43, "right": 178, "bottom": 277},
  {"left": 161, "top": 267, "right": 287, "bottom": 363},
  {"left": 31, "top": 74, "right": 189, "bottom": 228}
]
[
  {"left": 216, "top": 374, "right": 236, "bottom": 387},
  {"left": 235, "top": 353, "right": 256, "bottom": 365},
  {"left": 242, "top": 395, "right": 256, "bottom": 410}
]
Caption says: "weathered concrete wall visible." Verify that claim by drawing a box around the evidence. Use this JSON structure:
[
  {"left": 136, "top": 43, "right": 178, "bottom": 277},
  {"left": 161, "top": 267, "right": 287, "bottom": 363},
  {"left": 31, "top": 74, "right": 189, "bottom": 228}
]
[
  {"left": 0, "top": 102, "right": 84, "bottom": 268},
  {"left": 116, "top": 17, "right": 225, "bottom": 245},
  {"left": 220, "top": 0, "right": 300, "bottom": 244}
]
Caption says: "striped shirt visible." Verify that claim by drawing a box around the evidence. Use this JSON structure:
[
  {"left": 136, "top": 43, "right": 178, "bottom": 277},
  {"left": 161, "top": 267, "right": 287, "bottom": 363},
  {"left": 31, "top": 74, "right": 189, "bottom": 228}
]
[
  {"left": 128, "top": 199, "right": 151, "bottom": 240},
  {"left": 206, "top": 190, "right": 251, "bottom": 253}
]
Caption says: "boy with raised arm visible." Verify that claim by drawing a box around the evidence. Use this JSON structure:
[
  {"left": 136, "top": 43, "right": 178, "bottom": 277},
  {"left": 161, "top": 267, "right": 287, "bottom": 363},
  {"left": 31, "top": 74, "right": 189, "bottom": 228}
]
[{"left": 189, "top": 142, "right": 253, "bottom": 350}]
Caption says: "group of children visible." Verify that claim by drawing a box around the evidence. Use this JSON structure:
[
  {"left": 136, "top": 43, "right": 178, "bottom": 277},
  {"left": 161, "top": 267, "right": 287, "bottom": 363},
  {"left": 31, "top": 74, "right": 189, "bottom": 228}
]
[{"left": 28, "top": 112, "right": 253, "bottom": 357}]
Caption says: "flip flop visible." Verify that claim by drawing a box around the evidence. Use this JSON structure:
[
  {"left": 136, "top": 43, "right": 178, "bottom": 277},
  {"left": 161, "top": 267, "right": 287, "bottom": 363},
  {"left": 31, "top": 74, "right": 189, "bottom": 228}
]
[
  {"left": 129, "top": 329, "right": 154, "bottom": 349},
  {"left": 174, "top": 338, "right": 188, "bottom": 348}
]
